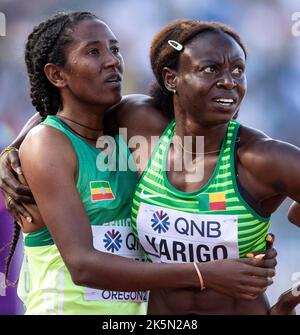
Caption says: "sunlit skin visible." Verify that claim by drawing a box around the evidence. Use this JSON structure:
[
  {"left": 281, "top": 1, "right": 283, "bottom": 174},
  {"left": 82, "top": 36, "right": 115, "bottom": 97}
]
[
  {"left": 1, "top": 24, "right": 299, "bottom": 314},
  {"left": 60, "top": 20, "right": 124, "bottom": 111},
  {"left": 6, "top": 19, "right": 218, "bottom": 300},
  {"left": 146, "top": 32, "right": 275, "bottom": 314},
  {"left": 16, "top": 19, "right": 125, "bottom": 232},
  {"left": 49, "top": 19, "right": 124, "bottom": 140},
  {"left": 118, "top": 31, "right": 300, "bottom": 314},
  {"left": 171, "top": 31, "right": 246, "bottom": 127},
  {"left": 163, "top": 31, "right": 247, "bottom": 194},
  {"left": 7, "top": 19, "right": 278, "bottom": 312}
]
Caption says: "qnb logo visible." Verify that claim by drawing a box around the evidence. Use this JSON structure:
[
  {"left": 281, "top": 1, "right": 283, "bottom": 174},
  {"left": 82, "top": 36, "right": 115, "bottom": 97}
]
[
  {"left": 0, "top": 12, "right": 6, "bottom": 37},
  {"left": 103, "top": 229, "right": 122, "bottom": 253},
  {"left": 151, "top": 210, "right": 170, "bottom": 233},
  {"left": 291, "top": 12, "right": 300, "bottom": 37},
  {"left": 0, "top": 272, "right": 6, "bottom": 296}
]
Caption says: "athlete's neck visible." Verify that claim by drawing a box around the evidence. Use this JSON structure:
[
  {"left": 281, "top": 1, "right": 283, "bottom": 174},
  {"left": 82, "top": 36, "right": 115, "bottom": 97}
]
[
  {"left": 173, "top": 108, "right": 228, "bottom": 155},
  {"left": 57, "top": 103, "right": 105, "bottom": 143}
]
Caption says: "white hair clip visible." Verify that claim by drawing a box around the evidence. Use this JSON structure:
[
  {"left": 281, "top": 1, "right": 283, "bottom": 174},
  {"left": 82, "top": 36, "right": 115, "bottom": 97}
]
[{"left": 168, "top": 40, "right": 183, "bottom": 51}]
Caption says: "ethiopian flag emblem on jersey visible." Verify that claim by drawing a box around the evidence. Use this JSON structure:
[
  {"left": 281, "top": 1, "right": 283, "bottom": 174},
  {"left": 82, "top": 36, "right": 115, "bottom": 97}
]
[
  {"left": 198, "top": 193, "right": 226, "bottom": 211},
  {"left": 90, "top": 181, "right": 115, "bottom": 202}
]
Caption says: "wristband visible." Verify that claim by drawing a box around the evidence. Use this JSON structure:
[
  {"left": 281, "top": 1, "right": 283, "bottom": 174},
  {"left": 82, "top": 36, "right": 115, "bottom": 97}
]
[
  {"left": 193, "top": 262, "right": 205, "bottom": 291},
  {"left": 0, "top": 146, "right": 17, "bottom": 159}
]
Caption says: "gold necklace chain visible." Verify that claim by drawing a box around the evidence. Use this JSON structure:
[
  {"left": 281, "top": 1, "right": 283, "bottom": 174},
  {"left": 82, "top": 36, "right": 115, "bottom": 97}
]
[{"left": 173, "top": 132, "right": 241, "bottom": 155}]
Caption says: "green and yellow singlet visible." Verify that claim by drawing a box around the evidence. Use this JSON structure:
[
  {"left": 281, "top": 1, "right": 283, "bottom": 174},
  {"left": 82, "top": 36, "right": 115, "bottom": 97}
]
[
  {"left": 131, "top": 120, "right": 270, "bottom": 264},
  {"left": 17, "top": 115, "right": 148, "bottom": 315}
]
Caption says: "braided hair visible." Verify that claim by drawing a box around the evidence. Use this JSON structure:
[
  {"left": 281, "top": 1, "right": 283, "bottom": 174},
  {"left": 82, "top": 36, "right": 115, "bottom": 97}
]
[
  {"left": 149, "top": 19, "right": 247, "bottom": 119},
  {"left": 3, "top": 222, "right": 20, "bottom": 287},
  {"left": 25, "top": 11, "right": 98, "bottom": 118},
  {"left": 3, "top": 11, "right": 98, "bottom": 287}
]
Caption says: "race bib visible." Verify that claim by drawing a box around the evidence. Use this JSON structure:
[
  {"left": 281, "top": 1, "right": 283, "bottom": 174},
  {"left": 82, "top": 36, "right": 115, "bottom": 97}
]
[
  {"left": 136, "top": 203, "right": 239, "bottom": 263},
  {"left": 84, "top": 224, "right": 148, "bottom": 303}
]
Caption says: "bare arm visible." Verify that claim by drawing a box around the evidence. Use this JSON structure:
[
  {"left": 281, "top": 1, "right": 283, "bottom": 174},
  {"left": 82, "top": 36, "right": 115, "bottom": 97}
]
[
  {"left": 0, "top": 112, "right": 41, "bottom": 192},
  {"left": 0, "top": 95, "right": 166, "bottom": 220},
  {"left": 1, "top": 95, "right": 162, "bottom": 200},
  {"left": 0, "top": 113, "right": 42, "bottom": 220},
  {"left": 240, "top": 134, "right": 300, "bottom": 312},
  {"left": 288, "top": 202, "right": 300, "bottom": 227},
  {"left": 106, "top": 94, "right": 169, "bottom": 175},
  {"left": 6, "top": 94, "right": 164, "bottom": 150},
  {"left": 269, "top": 285, "right": 300, "bottom": 315},
  {"left": 19, "top": 124, "right": 199, "bottom": 291},
  {"left": 19, "top": 124, "right": 275, "bottom": 294},
  {"left": 239, "top": 133, "right": 300, "bottom": 213},
  {"left": 104, "top": 94, "right": 169, "bottom": 145},
  {"left": 9, "top": 112, "right": 42, "bottom": 149}
]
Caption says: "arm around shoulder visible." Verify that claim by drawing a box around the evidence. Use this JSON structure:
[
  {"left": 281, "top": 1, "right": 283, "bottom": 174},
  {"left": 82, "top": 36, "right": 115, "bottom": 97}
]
[
  {"left": 10, "top": 112, "right": 43, "bottom": 148},
  {"left": 106, "top": 94, "right": 169, "bottom": 139},
  {"left": 19, "top": 124, "right": 94, "bottom": 279},
  {"left": 19, "top": 124, "right": 199, "bottom": 291}
]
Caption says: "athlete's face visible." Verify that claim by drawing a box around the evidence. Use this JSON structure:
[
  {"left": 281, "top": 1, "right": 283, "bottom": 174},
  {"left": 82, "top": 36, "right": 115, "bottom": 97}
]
[
  {"left": 167, "top": 31, "right": 247, "bottom": 126},
  {"left": 60, "top": 19, "right": 124, "bottom": 108}
]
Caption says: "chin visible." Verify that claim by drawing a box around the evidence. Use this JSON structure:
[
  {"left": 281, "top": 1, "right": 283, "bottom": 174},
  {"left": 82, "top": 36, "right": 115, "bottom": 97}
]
[
  {"left": 213, "top": 108, "right": 237, "bottom": 123},
  {"left": 200, "top": 114, "right": 233, "bottom": 127}
]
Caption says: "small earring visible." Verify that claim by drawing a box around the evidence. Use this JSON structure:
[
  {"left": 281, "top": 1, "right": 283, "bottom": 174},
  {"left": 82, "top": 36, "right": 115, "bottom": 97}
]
[{"left": 172, "top": 88, "right": 177, "bottom": 94}]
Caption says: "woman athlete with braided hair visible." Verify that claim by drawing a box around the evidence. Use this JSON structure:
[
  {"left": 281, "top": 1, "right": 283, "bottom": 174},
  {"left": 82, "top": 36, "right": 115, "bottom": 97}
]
[{"left": 0, "top": 14, "right": 297, "bottom": 314}]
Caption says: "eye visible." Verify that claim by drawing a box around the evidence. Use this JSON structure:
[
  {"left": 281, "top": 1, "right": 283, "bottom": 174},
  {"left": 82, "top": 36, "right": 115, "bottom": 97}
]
[
  {"left": 88, "top": 48, "right": 99, "bottom": 56},
  {"left": 202, "top": 66, "right": 217, "bottom": 73},
  {"left": 111, "top": 46, "right": 120, "bottom": 54},
  {"left": 232, "top": 66, "right": 244, "bottom": 76}
]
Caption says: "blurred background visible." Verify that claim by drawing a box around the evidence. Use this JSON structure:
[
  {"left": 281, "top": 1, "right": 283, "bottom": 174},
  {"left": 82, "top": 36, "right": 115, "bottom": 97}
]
[{"left": 0, "top": 0, "right": 299, "bottom": 314}]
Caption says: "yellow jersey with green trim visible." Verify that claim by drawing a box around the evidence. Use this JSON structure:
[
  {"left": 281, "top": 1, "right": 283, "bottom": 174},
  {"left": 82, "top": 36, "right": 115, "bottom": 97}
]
[
  {"left": 131, "top": 120, "right": 270, "bottom": 264},
  {"left": 17, "top": 115, "right": 148, "bottom": 315}
]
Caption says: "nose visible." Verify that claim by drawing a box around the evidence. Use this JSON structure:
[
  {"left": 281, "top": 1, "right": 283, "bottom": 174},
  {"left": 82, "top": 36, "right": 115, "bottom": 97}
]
[
  {"left": 216, "top": 71, "right": 236, "bottom": 90},
  {"left": 103, "top": 50, "right": 121, "bottom": 69}
]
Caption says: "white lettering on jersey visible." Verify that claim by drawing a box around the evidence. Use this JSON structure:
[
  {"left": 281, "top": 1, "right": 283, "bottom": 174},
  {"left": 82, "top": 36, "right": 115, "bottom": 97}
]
[
  {"left": 137, "top": 203, "right": 239, "bottom": 263},
  {"left": 84, "top": 225, "right": 148, "bottom": 303}
]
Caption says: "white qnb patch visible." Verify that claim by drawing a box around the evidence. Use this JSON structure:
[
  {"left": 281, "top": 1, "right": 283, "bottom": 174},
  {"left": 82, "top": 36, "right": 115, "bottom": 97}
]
[
  {"left": 84, "top": 225, "right": 148, "bottom": 303},
  {"left": 136, "top": 203, "right": 239, "bottom": 263}
]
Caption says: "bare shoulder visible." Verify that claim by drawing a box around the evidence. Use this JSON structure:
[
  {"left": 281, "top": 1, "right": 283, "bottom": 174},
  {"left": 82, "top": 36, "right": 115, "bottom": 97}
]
[
  {"left": 20, "top": 124, "right": 76, "bottom": 167},
  {"left": 238, "top": 124, "right": 270, "bottom": 157},
  {"left": 239, "top": 124, "right": 300, "bottom": 161},
  {"left": 106, "top": 94, "right": 170, "bottom": 138},
  {"left": 238, "top": 124, "right": 300, "bottom": 190}
]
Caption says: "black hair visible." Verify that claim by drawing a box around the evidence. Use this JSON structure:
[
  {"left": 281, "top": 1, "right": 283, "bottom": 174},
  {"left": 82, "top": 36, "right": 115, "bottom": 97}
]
[
  {"left": 3, "top": 11, "right": 99, "bottom": 287},
  {"left": 3, "top": 222, "right": 20, "bottom": 287},
  {"left": 25, "top": 11, "right": 99, "bottom": 118},
  {"left": 149, "top": 19, "right": 247, "bottom": 119}
]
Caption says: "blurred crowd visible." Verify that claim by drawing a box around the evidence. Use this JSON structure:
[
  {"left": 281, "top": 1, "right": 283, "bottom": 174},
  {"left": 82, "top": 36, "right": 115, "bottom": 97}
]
[{"left": 0, "top": 0, "right": 299, "bottom": 314}]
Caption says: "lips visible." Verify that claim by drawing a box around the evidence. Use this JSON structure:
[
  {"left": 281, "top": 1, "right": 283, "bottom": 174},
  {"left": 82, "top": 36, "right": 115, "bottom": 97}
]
[
  {"left": 212, "top": 96, "right": 237, "bottom": 107},
  {"left": 104, "top": 72, "right": 122, "bottom": 84}
]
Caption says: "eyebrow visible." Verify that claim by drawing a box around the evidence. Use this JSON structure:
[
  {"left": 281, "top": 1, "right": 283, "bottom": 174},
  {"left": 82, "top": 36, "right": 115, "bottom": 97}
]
[
  {"left": 84, "top": 39, "right": 119, "bottom": 47},
  {"left": 199, "top": 56, "right": 245, "bottom": 63}
]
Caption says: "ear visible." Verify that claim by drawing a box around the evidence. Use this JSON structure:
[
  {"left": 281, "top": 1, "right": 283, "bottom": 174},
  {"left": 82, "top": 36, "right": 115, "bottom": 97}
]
[
  {"left": 162, "top": 67, "right": 178, "bottom": 94},
  {"left": 44, "top": 63, "right": 67, "bottom": 88}
]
